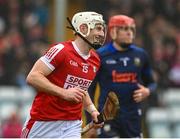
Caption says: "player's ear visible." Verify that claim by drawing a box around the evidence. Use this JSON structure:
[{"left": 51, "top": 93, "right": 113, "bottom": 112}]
[
  {"left": 110, "top": 27, "right": 117, "bottom": 40},
  {"left": 79, "top": 24, "right": 88, "bottom": 36}
]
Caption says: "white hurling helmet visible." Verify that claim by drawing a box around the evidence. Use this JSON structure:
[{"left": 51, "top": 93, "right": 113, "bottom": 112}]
[{"left": 72, "top": 11, "right": 105, "bottom": 37}]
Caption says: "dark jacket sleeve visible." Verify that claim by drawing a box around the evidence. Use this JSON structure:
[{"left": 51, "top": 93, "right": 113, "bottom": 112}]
[{"left": 141, "top": 51, "right": 157, "bottom": 93}]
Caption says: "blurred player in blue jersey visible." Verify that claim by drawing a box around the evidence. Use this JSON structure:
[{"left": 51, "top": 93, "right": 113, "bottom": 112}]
[{"left": 86, "top": 15, "right": 157, "bottom": 138}]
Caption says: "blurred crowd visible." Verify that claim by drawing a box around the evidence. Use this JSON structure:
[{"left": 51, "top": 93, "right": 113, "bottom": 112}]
[
  {"left": 0, "top": 0, "right": 49, "bottom": 87},
  {"left": 0, "top": 0, "right": 49, "bottom": 137},
  {"left": 86, "top": 0, "right": 180, "bottom": 89}
]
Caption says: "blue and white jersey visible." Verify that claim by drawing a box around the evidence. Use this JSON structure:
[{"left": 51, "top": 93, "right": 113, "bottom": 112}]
[{"left": 89, "top": 41, "right": 156, "bottom": 119}]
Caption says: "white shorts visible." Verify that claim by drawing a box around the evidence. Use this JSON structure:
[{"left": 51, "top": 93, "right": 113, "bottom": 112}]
[{"left": 21, "top": 119, "right": 83, "bottom": 138}]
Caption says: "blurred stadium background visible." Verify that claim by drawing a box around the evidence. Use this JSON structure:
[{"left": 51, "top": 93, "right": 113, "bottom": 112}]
[{"left": 0, "top": 0, "right": 179, "bottom": 137}]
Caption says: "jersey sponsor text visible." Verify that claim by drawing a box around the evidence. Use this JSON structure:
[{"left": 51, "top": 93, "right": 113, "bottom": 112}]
[
  {"left": 64, "top": 75, "right": 92, "bottom": 91},
  {"left": 112, "top": 70, "right": 137, "bottom": 83}
]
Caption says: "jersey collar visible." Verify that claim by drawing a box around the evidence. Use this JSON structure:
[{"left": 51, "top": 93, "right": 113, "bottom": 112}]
[{"left": 72, "top": 41, "right": 90, "bottom": 60}]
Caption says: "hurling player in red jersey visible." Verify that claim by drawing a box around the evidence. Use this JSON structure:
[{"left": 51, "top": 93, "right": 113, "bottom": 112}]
[{"left": 21, "top": 11, "right": 106, "bottom": 138}]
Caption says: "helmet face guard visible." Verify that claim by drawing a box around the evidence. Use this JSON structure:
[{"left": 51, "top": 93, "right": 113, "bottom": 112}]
[{"left": 67, "top": 11, "right": 106, "bottom": 50}]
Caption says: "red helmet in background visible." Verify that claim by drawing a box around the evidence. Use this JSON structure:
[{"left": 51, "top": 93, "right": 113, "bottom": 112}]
[
  {"left": 107, "top": 15, "right": 136, "bottom": 47},
  {"left": 108, "top": 15, "right": 135, "bottom": 30}
]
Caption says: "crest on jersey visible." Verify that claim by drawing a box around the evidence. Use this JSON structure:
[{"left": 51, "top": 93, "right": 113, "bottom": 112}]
[
  {"left": 119, "top": 57, "right": 130, "bottom": 66},
  {"left": 82, "top": 63, "right": 89, "bottom": 73},
  {"left": 134, "top": 57, "right": 141, "bottom": 67}
]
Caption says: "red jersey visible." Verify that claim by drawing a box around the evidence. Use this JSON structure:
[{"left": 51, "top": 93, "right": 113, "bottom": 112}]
[{"left": 30, "top": 41, "right": 100, "bottom": 121}]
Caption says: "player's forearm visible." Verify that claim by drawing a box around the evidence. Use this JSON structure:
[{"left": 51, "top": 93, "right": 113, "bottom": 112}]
[
  {"left": 26, "top": 71, "right": 65, "bottom": 98},
  {"left": 83, "top": 92, "right": 93, "bottom": 108},
  {"left": 142, "top": 71, "right": 157, "bottom": 94},
  {"left": 83, "top": 92, "right": 97, "bottom": 114}
]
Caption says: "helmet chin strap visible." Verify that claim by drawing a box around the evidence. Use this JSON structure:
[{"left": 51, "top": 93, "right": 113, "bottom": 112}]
[{"left": 66, "top": 17, "right": 102, "bottom": 50}]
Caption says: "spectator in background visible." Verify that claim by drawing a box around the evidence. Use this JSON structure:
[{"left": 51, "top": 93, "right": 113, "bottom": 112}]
[
  {"left": 0, "top": 0, "right": 49, "bottom": 86},
  {"left": 1, "top": 112, "right": 22, "bottom": 138}
]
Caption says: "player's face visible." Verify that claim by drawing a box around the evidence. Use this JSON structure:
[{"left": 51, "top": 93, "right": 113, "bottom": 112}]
[
  {"left": 87, "top": 24, "right": 106, "bottom": 46},
  {"left": 113, "top": 25, "right": 135, "bottom": 44}
]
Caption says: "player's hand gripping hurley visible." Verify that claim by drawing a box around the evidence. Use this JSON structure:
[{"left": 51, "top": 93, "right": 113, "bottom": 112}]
[{"left": 81, "top": 91, "right": 120, "bottom": 135}]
